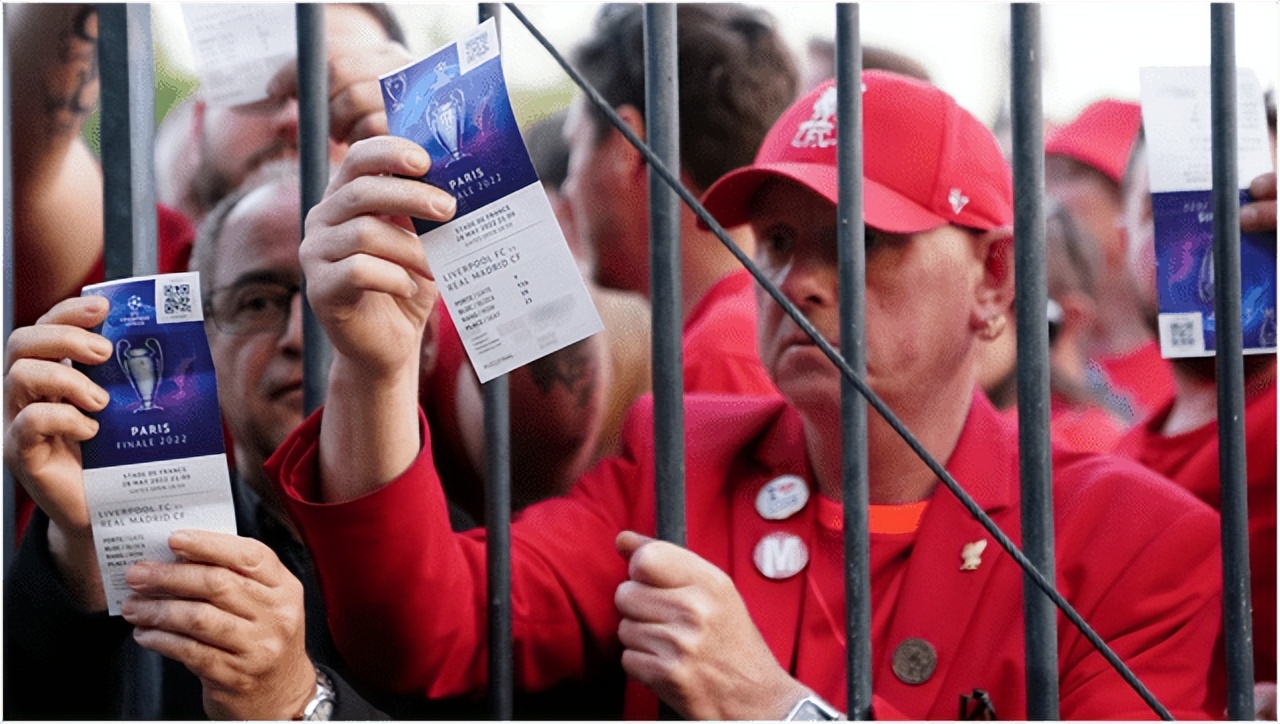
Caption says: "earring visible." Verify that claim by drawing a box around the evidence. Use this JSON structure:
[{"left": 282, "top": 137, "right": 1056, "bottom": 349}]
[{"left": 979, "top": 314, "right": 1007, "bottom": 341}]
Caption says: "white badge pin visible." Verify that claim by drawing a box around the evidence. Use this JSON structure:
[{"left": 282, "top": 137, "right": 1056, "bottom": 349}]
[
  {"left": 949, "top": 187, "right": 969, "bottom": 215},
  {"left": 753, "top": 532, "right": 809, "bottom": 580},
  {"left": 960, "top": 539, "right": 987, "bottom": 571},
  {"left": 755, "top": 474, "right": 810, "bottom": 521}
]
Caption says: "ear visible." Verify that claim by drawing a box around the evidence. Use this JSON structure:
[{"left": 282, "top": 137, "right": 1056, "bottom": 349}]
[
  {"left": 970, "top": 226, "right": 1015, "bottom": 332},
  {"left": 609, "top": 104, "right": 648, "bottom": 181}
]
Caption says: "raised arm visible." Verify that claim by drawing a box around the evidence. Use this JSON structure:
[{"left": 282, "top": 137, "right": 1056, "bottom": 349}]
[
  {"left": 299, "top": 136, "right": 455, "bottom": 502},
  {"left": 7, "top": 4, "right": 106, "bottom": 328}
]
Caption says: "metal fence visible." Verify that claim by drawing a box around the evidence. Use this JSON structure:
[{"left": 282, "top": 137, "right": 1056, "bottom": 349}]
[{"left": 6, "top": 1, "right": 1257, "bottom": 720}]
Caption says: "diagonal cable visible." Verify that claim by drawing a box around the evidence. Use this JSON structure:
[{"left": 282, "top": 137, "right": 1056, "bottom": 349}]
[{"left": 502, "top": 3, "right": 1172, "bottom": 719}]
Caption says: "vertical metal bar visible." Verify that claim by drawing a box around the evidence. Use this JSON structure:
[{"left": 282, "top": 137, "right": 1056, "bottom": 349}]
[
  {"left": 645, "top": 7, "right": 683, "bottom": 719},
  {"left": 4, "top": 20, "right": 15, "bottom": 571},
  {"left": 96, "top": 9, "right": 163, "bottom": 714},
  {"left": 476, "top": 7, "right": 513, "bottom": 721},
  {"left": 645, "top": 0, "right": 685, "bottom": 548},
  {"left": 297, "top": 5, "right": 332, "bottom": 416},
  {"left": 1010, "top": 5, "right": 1059, "bottom": 719},
  {"left": 835, "top": 5, "right": 871, "bottom": 719},
  {"left": 1210, "top": 5, "right": 1256, "bottom": 718},
  {"left": 97, "top": 4, "right": 157, "bottom": 279}
]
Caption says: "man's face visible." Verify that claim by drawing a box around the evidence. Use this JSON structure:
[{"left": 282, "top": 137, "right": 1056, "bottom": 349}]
[
  {"left": 205, "top": 180, "right": 305, "bottom": 469},
  {"left": 194, "top": 5, "right": 390, "bottom": 218},
  {"left": 561, "top": 97, "right": 649, "bottom": 294},
  {"left": 1045, "top": 156, "right": 1123, "bottom": 273},
  {"left": 1121, "top": 147, "right": 1160, "bottom": 329},
  {"left": 750, "top": 181, "right": 980, "bottom": 415}
]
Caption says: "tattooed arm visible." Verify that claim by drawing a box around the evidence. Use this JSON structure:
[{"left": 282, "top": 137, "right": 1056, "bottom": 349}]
[
  {"left": 453, "top": 323, "right": 610, "bottom": 512},
  {"left": 7, "top": 5, "right": 105, "bottom": 328}
]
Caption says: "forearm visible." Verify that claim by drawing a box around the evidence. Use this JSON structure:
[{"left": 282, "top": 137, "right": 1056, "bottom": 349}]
[{"left": 318, "top": 355, "right": 424, "bottom": 503}]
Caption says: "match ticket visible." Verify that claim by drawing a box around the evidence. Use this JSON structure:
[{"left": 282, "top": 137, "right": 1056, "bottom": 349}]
[
  {"left": 181, "top": 4, "right": 296, "bottom": 108},
  {"left": 78, "top": 273, "right": 237, "bottom": 615},
  {"left": 1138, "top": 67, "right": 1277, "bottom": 358},
  {"left": 380, "top": 18, "right": 603, "bottom": 382}
]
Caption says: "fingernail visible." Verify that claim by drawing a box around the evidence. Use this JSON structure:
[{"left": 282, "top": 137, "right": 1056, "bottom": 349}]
[
  {"left": 1241, "top": 206, "right": 1257, "bottom": 226},
  {"left": 432, "top": 193, "right": 458, "bottom": 219},
  {"left": 169, "top": 530, "right": 193, "bottom": 548},
  {"left": 126, "top": 564, "right": 150, "bottom": 587},
  {"left": 91, "top": 337, "right": 113, "bottom": 357},
  {"left": 94, "top": 387, "right": 110, "bottom": 408},
  {"left": 404, "top": 149, "right": 430, "bottom": 172}
]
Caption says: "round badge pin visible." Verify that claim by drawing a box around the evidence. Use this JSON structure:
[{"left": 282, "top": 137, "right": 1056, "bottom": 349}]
[
  {"left": 752, "top": 532, "right": 809, "bottom": 580},
  {"left": 755, "top": 474, "right": 810, "bottom": 521},
  {"left": 891, "top": 638, "right": 938, "bottom": 685}
]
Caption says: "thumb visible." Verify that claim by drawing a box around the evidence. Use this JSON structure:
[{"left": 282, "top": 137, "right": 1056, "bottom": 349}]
[{"left": 615, "top": 530, "right": 653, "bottom": 562}]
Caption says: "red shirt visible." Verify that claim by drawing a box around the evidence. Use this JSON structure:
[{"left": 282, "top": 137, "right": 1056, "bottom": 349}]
[
  {"left": 1114, "top": 379, "right": 1277, "bottom": 682},
  {"left": 682, "top": 270, "right": 777, "bottom": 397},
  {"left": 1093, "top": 340, "right": 1177, "bottom": 423},
  {"left": 12, "top": 205, "right": 195, "bottom": 543},
  {"left": 269, "top": 391, "right": 1225, "bottom": 719}
]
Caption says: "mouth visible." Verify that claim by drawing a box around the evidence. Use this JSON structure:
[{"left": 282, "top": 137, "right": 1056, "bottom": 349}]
[{"left": 269, "top": 380, "right": 305, "bottom": 401}]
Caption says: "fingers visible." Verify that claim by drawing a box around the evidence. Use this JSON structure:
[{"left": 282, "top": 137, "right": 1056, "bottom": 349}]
[
  {"left": 617, "top": 532, "right": 721, "bottom": 589},
  {"left": 1241, "top": 171, "right": 1277, "bottom": 234},
  {"left": 35, "top": 293, "right": 111, "bottom": 328},
  {"left": 7, "top": 300, "right": 113, "bottom": 375},
  {"left": 126, "top": 596, "right": 251, "bottom": 655},
  {"left": 305, "top": 178, "right": 437, "bottom": 275},
  {"left": 165, "top": 530, "right": 290, "bottom": 588}
]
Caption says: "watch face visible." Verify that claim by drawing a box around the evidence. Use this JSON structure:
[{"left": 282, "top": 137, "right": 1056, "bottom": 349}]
[
  {"left": 306, "top": 699, "right": 335, "bottom": 721},
  {"left": 792, "top": 701, "right": 830, "bottom": 721}
]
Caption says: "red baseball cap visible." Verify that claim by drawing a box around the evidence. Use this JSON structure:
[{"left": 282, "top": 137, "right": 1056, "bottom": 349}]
[
  {"left": 700, "top": 71, "right": 1012, "bottom": 234},
  {"left": 1044, "top": 99, "right": 1142, "bottom": 185}
]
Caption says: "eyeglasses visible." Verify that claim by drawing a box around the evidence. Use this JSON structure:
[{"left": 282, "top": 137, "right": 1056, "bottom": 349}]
[{"left": 204, "top": 279, "right": 301, "bottom": 336}]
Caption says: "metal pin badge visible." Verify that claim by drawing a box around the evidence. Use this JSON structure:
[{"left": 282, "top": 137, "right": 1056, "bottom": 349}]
[
  {"left": 960, "top": 539, "right": 988, "bottom": 571},
  {"left": 752, "top": 532, "right": 809, "bottom": 580},
  {"left": 892, "top": 638, "right": 937, "bottom": 685},
  {"left": 755, "top": 474, "right": 810, "bottom": 521}
]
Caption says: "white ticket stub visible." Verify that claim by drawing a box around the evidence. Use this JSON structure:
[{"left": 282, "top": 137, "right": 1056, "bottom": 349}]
[{"left": 181, "top": 4, "right": 296, "bottom": 108}]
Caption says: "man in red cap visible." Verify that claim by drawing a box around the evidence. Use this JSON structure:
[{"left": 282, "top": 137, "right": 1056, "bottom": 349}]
[
  {"left": 265, "top": 72, "right": 1225, "bottom": 719},
  {"left": 1044, "top": 99, "right": 1176, "bottom": 422}
]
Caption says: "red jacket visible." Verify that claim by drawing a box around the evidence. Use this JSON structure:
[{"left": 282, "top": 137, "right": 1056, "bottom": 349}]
[
  {"left": 1114, "top": 378, "right": 1276, "bottom": 683},
  {"left": 270, "top": 391, "right": 1225, "bottom": 719}
]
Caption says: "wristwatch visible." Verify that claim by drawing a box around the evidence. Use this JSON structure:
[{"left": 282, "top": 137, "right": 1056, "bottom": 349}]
[
  {"left": 784, "top": 693, "right": 844, "bottom": 721},
  {"left": 295, "top": 667, "right": 337, "bottom": 721}
]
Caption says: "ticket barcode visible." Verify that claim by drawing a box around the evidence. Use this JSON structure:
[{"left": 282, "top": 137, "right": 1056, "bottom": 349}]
[{"left": 1158, "top": 312, "right": 1205, "bottom": 357}]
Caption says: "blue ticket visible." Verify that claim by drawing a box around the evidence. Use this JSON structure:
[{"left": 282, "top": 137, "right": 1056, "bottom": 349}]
[
  {"left": 380, "top": 18, "right": 602, "bottom": 382},
  {"left": 1140, "top": 66, "right": 1277, "bottom": 358},
  {"left": 78, "top": 272, "right": 236, "bottom": 615}
]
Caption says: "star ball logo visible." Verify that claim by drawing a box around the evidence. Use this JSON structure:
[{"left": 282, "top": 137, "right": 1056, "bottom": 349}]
[{"left": 122, "top": 294, "right": 152, "bottom": 328}]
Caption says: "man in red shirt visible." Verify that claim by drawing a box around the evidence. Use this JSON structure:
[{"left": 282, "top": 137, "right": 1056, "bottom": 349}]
[
  {"left": 265, "top": 72, "right": 1226, "bottom": 719},
  {"left": 1045, "top": 99, "right": 1176, "bottom": 422},
  {"left": 561, "top": 4, "right": 798, "bottom": 398},
  {"left": 1115, "top": 133, "right": 1277, "bottom": 707}
]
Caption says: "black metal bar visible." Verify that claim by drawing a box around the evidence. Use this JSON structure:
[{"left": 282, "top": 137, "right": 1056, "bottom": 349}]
[
  {"left": 297, "top": 4, "right": 332, "bottom": 416},
  {"left": 1210, "top": 5, "right": 1256, "bottom": 719},
  {"left": 503, "top": 4, "right": 1171, "bottom": 717},
  {"left": 644, "top": 4, "right": 686, "bottom": 550},
  {"left": 476, "top": 7, "right": 513, "bottom": 721},
  {"left": 834, "top": 5, "right": 872, "bottom": 720},
  {"left": 1010, "top": 5, "right": 1059, "bottom": 720},
  {"left": 4, "top": 22, "right": 14, "bottom": 572},
  {"left": 97, "top": 4, "right": 157, "bottom": 279}
]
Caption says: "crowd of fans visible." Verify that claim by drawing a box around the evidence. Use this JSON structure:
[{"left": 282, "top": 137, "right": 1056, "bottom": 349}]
[{"left": 4, "top": 3, "right": 1276, "bottom": 720}]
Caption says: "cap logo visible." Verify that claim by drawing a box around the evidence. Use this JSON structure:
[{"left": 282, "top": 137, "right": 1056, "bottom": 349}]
[
  {"left": 948, "top": 188, "right": 969, "bottom": 215},
  {"left": 792, "top": 87, "right": 838, "bottom": 149}
]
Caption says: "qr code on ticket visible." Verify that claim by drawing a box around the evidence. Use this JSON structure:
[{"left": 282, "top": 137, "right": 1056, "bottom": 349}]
[
  {"left": 155, "top": 274, "right": 203, "bottom": 324},
  {"left": 1158, "top": 312, "right": 1204, "bottom": 357}
]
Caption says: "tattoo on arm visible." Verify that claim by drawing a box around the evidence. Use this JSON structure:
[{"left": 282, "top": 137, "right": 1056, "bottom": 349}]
[
  {"left": 529, "top": 339, "right": 597, "bottom": 409},
  {"left": 45, "top": 7, "right": 99, "bottom": 138}
]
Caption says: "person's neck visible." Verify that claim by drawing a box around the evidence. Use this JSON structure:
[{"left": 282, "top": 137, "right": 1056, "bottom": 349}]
[
  {"left": 802, "top": 379, "right": 974, "bottom": 505},
  {"left": 678, "top": 215, "right": 755, "bottom": 324},
  {"left": 1163, "top": 355, "right": 1277, "bottom": 436},
  {"left": 1087, "top": 298, "right": 1155, "bottom": 359}
]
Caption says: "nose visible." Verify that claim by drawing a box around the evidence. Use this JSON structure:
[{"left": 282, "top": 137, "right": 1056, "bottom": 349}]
[
  {"left": 279, "top": 292, "right": 304, "bottom": 353},
  {"left": 776, "top": 255, "right": 835, "bottom": 311},
  {"left": 273, "top": 98, "right": 300, "bottom": 144}
]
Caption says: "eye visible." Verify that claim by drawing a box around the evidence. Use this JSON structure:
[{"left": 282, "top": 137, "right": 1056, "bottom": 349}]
[
  {"left": 229, "top": 284, "right": 292, "bottom": 318},
  {"left": 761, "top": 224, "right": 795, "bottom": 263}
]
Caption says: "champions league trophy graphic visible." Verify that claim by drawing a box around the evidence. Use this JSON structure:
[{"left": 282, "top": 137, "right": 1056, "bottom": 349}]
[
  {"left": 428, "top": 86, "right": 469, "bottom": 167},
  {"left": 1197, "top": 247, "right": 1215, "bottom": 304},
  {"left": 383, "top": 73, "right": 408, "bottom": 113},
  {"left": 117, "top": 338, "right": 164, "bottom": 412}
]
